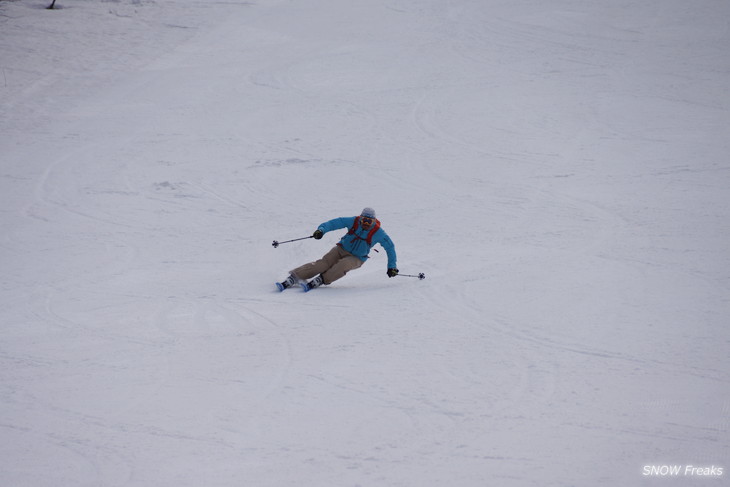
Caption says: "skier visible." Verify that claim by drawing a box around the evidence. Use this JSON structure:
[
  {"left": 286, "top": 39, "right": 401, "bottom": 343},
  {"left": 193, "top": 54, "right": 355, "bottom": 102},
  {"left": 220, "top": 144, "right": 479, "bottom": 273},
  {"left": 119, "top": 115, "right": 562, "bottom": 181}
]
[{"left": 277, "top": 208, "right": 399, "bottom": 291}]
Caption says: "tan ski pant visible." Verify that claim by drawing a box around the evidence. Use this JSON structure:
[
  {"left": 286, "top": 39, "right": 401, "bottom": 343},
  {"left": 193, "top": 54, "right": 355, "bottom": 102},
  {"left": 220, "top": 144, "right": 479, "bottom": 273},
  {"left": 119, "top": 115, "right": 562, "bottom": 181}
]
[{"left": 291, "top": 245, "right": 364, "bottom": 285}]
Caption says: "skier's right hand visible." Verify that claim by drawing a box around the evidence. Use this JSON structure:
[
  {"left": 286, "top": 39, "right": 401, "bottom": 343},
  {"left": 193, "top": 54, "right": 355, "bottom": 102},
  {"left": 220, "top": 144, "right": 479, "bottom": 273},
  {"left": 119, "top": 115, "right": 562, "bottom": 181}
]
[{"left": 313, "top": 229, "right": 324, "bottom": 240}]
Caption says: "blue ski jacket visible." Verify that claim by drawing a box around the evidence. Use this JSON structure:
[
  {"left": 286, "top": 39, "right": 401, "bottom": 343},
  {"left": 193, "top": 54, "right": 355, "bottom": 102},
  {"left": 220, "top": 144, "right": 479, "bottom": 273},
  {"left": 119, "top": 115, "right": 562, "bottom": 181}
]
[{"left": 318, "top": 216, "right": 397, "bottom": 269}]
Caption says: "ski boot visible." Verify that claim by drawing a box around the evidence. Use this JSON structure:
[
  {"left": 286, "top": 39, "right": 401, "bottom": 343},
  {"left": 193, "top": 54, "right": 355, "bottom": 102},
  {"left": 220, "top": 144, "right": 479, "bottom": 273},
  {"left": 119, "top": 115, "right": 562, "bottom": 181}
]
[
  {"left": 301, "top": 275, "right": 324, "bottom": 292},
  {"left": 276, "top": 274, "right": 298, "bottom": 292}
]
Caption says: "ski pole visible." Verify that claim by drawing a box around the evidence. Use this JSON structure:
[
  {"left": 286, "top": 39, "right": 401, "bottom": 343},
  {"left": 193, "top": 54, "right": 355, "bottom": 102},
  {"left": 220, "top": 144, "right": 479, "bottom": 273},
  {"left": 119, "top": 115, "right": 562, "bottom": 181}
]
[
  {"left": 272, "top": 236, "right": 313, "bottom": 248},
  {"left": 397, "top": 272, "right": 426, "bottom": 280}
]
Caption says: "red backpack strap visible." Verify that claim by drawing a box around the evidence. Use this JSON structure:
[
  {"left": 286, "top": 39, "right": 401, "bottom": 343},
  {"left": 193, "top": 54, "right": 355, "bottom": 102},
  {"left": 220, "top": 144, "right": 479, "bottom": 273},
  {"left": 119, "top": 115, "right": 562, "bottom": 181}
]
[
  {"left": 365, "top": 219, "right": 381, "bottom": 246},
  {"left": 347, "top": 216, "right": 380, "bottom": 246}
]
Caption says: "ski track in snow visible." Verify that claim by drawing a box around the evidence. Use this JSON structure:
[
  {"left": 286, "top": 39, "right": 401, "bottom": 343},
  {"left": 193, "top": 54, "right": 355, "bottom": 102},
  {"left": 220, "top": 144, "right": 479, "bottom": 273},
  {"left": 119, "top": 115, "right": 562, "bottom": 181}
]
[{"left": 1, "top": 0, "right": 729, "bottom": 486}]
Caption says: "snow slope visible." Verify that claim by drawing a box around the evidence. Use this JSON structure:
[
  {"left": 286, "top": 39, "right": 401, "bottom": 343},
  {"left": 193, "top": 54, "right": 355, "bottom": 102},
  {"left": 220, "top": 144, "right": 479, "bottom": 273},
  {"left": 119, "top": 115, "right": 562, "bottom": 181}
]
[{"left": 1, "top": 0, "right": 729, "bottom": 485}]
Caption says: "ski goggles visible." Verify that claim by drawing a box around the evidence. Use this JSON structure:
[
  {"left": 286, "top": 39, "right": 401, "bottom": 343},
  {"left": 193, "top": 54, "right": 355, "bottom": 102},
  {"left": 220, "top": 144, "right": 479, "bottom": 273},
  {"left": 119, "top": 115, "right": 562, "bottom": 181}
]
[{"left": 361, "top": 217, "right": 374, "bottom": 225}]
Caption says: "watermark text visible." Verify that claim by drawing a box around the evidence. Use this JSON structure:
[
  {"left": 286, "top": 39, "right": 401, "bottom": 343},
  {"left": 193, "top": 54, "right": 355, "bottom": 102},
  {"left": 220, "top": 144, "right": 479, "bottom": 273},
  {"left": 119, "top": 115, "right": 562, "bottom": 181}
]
[{"left": 643, "top": 465, "right": 724, "bottom": 477}]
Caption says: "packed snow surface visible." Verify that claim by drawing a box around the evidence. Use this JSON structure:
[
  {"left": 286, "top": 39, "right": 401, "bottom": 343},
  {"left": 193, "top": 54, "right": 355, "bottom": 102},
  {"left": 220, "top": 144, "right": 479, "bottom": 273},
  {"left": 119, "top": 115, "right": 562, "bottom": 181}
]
[{"left": 1, "top": 0, "right": 729, "bottom": 486}]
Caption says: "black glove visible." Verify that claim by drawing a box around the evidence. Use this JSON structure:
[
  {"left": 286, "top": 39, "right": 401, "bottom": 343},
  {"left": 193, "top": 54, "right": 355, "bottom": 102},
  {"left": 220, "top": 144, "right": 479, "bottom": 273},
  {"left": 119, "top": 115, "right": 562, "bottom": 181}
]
[
  {"left": 313, "top": 229, "right": 324, "bottom": 240},
  {"left": 387, "top": 268, "right": 399, "bottom": 278}
]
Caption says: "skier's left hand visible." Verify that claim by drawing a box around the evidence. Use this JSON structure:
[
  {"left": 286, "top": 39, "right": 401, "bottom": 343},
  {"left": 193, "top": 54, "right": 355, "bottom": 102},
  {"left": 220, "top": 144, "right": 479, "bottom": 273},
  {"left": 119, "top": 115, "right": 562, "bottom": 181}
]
[{"left": 387, "top": 268, "right": 399, "bottom": 278}]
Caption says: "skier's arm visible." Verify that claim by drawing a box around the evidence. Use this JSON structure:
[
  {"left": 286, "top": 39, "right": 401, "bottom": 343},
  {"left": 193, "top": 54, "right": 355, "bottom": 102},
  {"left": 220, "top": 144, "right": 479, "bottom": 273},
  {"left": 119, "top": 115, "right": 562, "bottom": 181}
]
[
  {"left": 378, "top": 232, "right": 397, "bottom": 269},
  {"left": 317, "top": 217, "right": 355, "bottom": 235}
]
